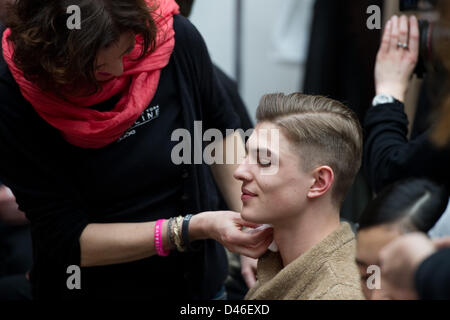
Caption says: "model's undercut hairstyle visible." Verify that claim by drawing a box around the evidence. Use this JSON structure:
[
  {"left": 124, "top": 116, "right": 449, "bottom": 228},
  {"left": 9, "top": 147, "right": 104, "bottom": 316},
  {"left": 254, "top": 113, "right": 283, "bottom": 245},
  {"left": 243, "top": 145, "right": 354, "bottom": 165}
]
[
  {"left": 256, "top": 93, "right": 363, "bottom": 206},
  {"left": 6, "top": 0, "right": 158, "bottom": 93}
]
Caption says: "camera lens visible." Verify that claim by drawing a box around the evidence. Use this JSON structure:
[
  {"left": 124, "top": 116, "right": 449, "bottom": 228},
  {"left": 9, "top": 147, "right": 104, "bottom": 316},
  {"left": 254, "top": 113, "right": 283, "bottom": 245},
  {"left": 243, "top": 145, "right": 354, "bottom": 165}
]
[
  {"left": 400, "top": 0, "right": 438, "bottom": 11},
  {"left": 415, "top": 19, "right": 433, "bottom": 77},
  {"left": 400, "top": 0, "right": 420, "bottom": 11}
]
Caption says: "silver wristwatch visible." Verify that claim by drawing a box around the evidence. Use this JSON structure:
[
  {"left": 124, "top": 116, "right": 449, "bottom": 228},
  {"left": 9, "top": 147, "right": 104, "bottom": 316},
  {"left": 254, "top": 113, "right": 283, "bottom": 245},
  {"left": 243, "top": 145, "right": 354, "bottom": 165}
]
[{"left": 372, "top": 94, "right": 395, "bottom": 107}]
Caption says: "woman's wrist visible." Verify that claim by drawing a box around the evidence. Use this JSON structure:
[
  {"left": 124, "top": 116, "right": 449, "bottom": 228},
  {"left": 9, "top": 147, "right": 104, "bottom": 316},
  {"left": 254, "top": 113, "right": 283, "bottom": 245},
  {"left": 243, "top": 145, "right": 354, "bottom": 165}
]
[
  {"left": 189, "top": 212, "right": 211, "bottom": 242},
  {"left": 376, "top": 85, "right": 406, "bottom": 103},
  {"left": 161, "top": 219, "right": 173, "bottom": 252}
]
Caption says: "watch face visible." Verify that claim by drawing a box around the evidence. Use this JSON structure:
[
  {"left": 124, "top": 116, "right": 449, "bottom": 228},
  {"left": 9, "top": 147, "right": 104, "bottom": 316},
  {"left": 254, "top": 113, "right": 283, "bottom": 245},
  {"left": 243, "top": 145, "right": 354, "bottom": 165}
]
[
  {"left": 379, "top": 96, "right": 389, "bottom": 103},
  {"left": 373, "top": 95, "right": 394, "bottom": 106}
]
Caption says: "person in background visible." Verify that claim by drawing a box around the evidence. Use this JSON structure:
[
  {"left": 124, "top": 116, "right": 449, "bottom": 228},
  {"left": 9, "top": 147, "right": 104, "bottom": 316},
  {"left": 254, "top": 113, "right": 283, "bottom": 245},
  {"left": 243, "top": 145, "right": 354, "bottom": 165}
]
[
  {"left": 379, "top": 233, "right": 450, "bottom": 300},
  {"left": 356, "top": 178, "right": 448, "bottom": 299},
  {"left": 0, "top": 183, "right": 32, "bottom": 300},
  {"left": 364, "top": 14, "right": 450, "bottom": 193},
  {"left": 236, "top": 93, "right": 365, "bottom": 300},
  {"left": 0, "top": 0, "right": 32, "bottom": 302},
  {"left": 362, "top": 1, "right": 450, "bottom": 302}
]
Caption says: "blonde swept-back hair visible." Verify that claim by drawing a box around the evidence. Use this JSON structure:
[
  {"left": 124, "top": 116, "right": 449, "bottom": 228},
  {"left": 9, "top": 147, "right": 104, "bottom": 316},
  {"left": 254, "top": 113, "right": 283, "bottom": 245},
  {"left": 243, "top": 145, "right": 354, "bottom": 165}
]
[{"left": 256, "top": 93, "right": 363, "bottom": 206}]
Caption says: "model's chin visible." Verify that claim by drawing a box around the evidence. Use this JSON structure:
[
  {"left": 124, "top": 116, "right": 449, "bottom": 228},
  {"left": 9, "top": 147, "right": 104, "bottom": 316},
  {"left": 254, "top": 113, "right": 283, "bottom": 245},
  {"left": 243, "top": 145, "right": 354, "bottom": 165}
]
[
  {"left": 241, "top": 208, "right": 264, "bottom": 225},
  {"left": 240, "top": 208, "right": 253, "bottom": 223}
]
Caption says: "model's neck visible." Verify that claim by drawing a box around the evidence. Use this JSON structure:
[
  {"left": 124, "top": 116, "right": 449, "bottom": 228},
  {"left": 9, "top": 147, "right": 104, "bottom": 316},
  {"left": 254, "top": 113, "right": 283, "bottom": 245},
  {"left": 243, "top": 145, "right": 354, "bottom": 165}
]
[{"left": 273, "top": 200, "right": 340, "bottom": 267}]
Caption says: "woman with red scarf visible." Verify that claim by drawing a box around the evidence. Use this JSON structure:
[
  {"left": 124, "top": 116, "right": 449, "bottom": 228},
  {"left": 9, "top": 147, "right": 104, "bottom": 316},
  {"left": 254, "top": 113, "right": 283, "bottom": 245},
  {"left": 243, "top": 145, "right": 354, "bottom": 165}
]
[{"left": 0, "top": 0, "right": 273, "bottom": 299}]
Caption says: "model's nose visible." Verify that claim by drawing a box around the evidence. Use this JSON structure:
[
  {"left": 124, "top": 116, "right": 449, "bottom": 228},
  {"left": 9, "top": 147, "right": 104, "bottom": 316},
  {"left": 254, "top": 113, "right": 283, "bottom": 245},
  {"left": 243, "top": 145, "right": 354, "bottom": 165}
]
[{"left": 233, "top": 157, "right": 252, "bottom": 182}]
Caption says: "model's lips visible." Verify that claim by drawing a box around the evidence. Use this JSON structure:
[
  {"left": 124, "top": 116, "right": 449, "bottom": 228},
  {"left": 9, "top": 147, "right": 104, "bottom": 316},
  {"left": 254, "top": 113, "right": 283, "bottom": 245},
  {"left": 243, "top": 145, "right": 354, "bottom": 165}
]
[{"left": 242, "top": 187, "right": 257, "bottom": 197}]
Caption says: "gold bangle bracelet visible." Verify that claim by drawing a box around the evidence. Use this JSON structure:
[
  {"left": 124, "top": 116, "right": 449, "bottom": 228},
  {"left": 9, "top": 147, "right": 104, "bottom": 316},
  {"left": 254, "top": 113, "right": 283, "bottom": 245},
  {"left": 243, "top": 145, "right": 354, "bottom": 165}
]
[
  {"left": 167, "top": 218, "right": 175, "bottom": 247},
  {"left": 173, "top": 216, "right": 185, "bottom": 252},
  {"left": 177, "top": 216, "right": 186, "bottom": 249}
]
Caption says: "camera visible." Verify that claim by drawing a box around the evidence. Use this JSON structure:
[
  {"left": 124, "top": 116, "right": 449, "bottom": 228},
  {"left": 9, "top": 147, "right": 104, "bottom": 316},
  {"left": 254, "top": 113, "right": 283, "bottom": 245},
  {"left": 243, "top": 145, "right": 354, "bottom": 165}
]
[{"left": 400, "top": 0, "right": 438, "bottom": 11}]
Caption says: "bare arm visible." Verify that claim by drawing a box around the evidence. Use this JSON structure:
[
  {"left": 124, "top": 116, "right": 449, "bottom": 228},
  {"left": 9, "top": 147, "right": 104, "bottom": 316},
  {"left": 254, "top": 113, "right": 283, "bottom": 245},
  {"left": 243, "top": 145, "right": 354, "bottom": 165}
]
[
  {"left": 210, "top": 131, "right": 245, "bottom": 212},
  {"left": 80, "top": 210, "right": 271, "bottom": 267},
  {"left": 80, "top": 132, "right": 272, "bottom": 268},
  {"left": 80, "top": 220, "right": 168, "bottom": 267},
  {"left": 80, "top": 214, "right": 212, "bottom": 267}
]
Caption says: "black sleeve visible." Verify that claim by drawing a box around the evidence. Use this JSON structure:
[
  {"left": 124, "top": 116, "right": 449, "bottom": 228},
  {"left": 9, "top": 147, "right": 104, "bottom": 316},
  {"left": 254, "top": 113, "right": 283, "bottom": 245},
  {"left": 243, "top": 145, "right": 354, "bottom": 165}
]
[
  {"left": 415, "top": 248, "right": 450, "bottom": 300},
  {"left": 173, "top": 15, "right": 241, "bottom": 135},
  {"left": 0, "top": 82, "right": 90, "bottom": 294},
  {"left": 214, "top": 65, "right": 253, "bottom": 132},
  {"left": 363, "top": 101, "right": 448, "bottom": 193}
]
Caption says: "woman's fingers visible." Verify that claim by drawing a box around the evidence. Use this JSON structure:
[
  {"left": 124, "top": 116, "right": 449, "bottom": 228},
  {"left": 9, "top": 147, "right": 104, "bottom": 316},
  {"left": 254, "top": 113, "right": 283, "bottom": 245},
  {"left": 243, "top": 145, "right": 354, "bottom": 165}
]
[
  {"left": 408, "top": 15, "right": 420, "bottom": 57},
  {"left": 398, "top": 15, "right": 409, "bottom": 49},
  {"left": 244, "top": 232, "right": 273, "bottom": 249},
  {"left": 389, "top": 15, "right": 400, "bottom": 52},
  {"left": 380, "top": 19, "right": 392, "bottom": 54},
  {"left": 235, "top": 217, "right": 262, "bottom": 230},
  {"left": 241, "top": 256, "right": 258, "bottom": 289},
  {"left": 210, "top": 211, "right": 273, "bottom": 258},
  {"left": 231, "top": 227, "right": 273, "bottom": 247},
  {"left": 235, "top": 236, "right": 273, "bottom": 259},
  {"left": 432, "top": 237, "right": 450, "bottom": 250}
]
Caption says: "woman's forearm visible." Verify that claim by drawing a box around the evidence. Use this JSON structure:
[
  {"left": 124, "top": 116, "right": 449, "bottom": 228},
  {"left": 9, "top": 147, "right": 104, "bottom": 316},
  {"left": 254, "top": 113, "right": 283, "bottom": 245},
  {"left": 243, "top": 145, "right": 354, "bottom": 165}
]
[
  {"left": 78, "top": 210, "right": 272, "bottom": 267},
  {"left": 79, "top": 216, "right": 210, "bottom": 267},
  {"left": 80, "top": 221, "right": 164, "bottom": 267}
]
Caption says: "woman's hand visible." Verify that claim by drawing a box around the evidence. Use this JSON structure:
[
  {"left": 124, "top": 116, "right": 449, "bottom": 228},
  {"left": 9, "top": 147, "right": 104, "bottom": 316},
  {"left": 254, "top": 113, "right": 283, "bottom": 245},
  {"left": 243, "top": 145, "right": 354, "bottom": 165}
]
[
  {"left": 375, "top": 15, "right": 420, "bottom": 103},
  {"left": 379, "top": 233, "right": 435, "bottom": 299},
  {"left": 241, "top": 255, "right": 258, "bottom": 288},
  {"left": 0, "top": 185, "right": 28, "bottom": 226},
  {"left": 192, "top": 211, "right": 273, "bottom": 259}
]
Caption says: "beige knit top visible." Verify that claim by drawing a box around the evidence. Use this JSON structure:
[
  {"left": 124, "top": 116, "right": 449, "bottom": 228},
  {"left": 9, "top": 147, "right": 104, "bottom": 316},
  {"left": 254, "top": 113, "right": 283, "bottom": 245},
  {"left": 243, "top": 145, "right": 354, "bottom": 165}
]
[{"left": 245, "top": 222, "right": 365, "bottom": 300}]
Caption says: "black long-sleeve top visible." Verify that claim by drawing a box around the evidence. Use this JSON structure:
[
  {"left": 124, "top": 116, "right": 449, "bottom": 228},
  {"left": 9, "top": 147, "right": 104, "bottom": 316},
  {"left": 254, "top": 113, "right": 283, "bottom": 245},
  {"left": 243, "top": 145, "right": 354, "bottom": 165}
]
[
  {"left": 415, "top": 248, "right": 450, "bottom": 300},
  {"left": 0, "top": 15, "right": 241, "bottom": 300},
  {"left": 363, "top": 100, "right": 450, "bottom": 193}
]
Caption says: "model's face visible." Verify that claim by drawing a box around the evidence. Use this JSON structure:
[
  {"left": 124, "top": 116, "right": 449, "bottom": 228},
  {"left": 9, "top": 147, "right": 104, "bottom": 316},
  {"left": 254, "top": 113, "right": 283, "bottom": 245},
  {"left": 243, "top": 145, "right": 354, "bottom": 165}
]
[
  {"left": 356, "top": 225, "right": 403, "bottom": 300},
  {"left": 95, "top": 32, "right": 136, "bottom": 81},
  {"left": 233, "top": 122, "right": 314, "bottom": 226}
]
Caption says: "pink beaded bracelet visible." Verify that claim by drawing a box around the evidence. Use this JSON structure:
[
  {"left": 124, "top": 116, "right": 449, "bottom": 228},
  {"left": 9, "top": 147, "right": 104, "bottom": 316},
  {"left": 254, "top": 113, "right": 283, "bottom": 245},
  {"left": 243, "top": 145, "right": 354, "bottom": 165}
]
[{"left": 155, "top": 219, "right": 170, "bottom": 257}]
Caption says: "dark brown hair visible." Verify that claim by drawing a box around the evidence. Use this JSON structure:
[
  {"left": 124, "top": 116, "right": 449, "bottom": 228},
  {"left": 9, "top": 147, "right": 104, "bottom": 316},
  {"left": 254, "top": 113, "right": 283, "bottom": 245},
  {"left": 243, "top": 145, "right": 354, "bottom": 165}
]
[
  {"left": 6, "top": 0, "right": 158, "bottom": 93},
  {"left": 256, "top": 93, "right": 363, "bottom": 206},
  {"left": 431, "top": 0, "right": 450, "bottom": 147},
  {"left": 358, "top": 178, "right": 448, "bottom": 233}
]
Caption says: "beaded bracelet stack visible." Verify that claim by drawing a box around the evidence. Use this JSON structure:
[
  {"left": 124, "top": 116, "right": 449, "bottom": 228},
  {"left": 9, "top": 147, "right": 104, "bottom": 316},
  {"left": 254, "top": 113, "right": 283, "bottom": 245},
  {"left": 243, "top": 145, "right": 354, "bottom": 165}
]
[
  {"left": 154, "top": 214, "right": 195, "bottom": 256},
  {"left": 171, "top": 215, "right": 186, "bottom": 252}
]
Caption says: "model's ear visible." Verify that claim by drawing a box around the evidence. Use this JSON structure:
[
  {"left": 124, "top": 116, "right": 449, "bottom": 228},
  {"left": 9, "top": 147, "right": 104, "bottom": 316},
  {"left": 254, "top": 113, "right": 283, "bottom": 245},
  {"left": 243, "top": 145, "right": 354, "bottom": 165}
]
[{"left": 307, "top": 166, "right": 334, "bottom": 199}]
